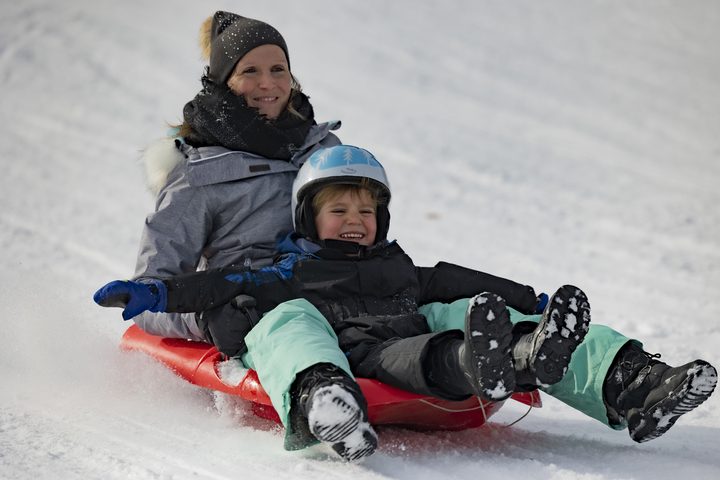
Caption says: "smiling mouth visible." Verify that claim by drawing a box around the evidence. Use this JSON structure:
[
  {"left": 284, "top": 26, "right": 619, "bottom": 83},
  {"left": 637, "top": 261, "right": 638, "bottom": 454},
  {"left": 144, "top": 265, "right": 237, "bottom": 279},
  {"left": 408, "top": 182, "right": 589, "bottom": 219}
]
[
  {"left": 340, "top": 233, "right": 364, "bottom": 240},
  {"left": 253, "top": 96, "right": 278, "bottom": 104}
]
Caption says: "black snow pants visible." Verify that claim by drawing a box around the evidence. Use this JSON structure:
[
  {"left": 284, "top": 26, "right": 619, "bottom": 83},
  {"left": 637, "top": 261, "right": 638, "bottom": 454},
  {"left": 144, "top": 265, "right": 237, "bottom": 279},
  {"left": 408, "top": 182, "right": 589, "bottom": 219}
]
[{"left": 336, "top": 313, "right": 469, "bottom": 401}]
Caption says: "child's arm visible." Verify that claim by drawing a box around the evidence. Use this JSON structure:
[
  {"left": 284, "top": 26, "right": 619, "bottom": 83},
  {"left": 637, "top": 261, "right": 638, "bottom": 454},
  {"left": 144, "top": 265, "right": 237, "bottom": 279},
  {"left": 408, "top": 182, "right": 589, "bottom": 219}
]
[
  {"left": 415, "top": 261, "right": 541, "bottom": 314},
  {"left": 94, "top": 257, "right": 298, "bottom": 320}
]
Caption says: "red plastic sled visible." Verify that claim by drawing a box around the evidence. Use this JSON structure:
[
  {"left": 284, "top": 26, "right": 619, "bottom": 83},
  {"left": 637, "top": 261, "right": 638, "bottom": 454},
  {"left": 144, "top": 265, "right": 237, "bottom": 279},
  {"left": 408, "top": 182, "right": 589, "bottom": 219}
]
[{"left": 121, "top": 324, "right": 541, "bottom": 430}]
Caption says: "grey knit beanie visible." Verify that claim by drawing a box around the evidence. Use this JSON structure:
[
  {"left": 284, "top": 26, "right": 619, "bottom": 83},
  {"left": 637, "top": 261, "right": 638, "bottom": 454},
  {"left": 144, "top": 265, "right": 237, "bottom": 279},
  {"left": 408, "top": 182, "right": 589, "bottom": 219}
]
[{"left": 208, "top": 11, "right": 290, "bottom": 84}]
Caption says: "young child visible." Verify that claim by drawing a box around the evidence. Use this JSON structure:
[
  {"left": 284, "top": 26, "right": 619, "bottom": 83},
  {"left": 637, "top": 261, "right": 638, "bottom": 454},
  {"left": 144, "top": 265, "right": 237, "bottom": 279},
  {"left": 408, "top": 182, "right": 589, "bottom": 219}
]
[{"left": 95, "top": 145, "right": 716, "bottom": 461}]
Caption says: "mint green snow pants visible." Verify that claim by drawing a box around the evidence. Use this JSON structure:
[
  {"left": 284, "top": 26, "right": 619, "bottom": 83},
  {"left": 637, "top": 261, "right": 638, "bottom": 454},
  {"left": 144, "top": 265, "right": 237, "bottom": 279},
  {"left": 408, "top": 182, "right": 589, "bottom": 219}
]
[
  {"left": 241, "top": 297, "right": 634, "bottom": 449},
  {"left": 241, "top": 299, "right": 353, "bottom": 447}
]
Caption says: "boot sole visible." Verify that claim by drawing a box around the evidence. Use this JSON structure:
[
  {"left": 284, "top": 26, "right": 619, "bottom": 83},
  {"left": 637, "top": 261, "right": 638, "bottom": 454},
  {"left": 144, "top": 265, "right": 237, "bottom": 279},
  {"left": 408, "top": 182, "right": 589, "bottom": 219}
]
[
  {"left": 628, "top": 362, "right": 718, "bottom": 443},
  {"left": 308, "top": 385, "right": 378, "bottom": 461},
  {"left": 531, "top": 285, "right": 591, "bottom": 387},
  {"left": 464, "top": 293, "right": 515, "bottom": 401}
]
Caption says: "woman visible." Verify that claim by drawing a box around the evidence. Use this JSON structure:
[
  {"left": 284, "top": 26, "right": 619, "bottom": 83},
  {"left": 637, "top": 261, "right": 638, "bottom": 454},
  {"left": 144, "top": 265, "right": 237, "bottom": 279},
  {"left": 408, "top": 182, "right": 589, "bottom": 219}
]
[
  {"left": 133, "top": 10, "right": 540, "bottom": 355},
  {"left": 133, "top": 11, "right": 343, "bottom": 350}
]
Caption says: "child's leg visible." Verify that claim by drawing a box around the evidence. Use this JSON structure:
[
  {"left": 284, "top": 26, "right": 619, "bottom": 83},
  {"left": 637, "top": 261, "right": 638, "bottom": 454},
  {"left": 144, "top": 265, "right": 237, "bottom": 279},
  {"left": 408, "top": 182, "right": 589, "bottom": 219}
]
[
  {"left": 240, "top": 299, "right": 355, "bottom": 446},
  {"left": 292, "top": 363, "right": 377, "bottom": 461},
  {"left": 347, "top": 294, "right": 514, "bottom": 402},
  {"left": 420, "top": 298, "right": 632, "bottom": 427},
  {"left": 351, "top": 330, "right": 466, "bottom": 398}
]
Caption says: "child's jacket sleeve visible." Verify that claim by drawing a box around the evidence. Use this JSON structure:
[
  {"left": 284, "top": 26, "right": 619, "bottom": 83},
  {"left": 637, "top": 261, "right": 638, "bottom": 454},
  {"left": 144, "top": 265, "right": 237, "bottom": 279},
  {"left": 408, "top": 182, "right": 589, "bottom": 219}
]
[
  {"left": 160, "top": 254, "right": 299, "bottom": 313},
  {"left": 415, "top": 261, "right": 539, "bottom": 314}
]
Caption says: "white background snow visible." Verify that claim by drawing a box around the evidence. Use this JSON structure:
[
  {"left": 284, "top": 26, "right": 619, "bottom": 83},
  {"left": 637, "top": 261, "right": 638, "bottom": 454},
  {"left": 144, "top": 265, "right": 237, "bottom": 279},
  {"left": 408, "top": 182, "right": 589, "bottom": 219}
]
[{"left": 1, "top": 0, "right": 719, "bottom": 478}]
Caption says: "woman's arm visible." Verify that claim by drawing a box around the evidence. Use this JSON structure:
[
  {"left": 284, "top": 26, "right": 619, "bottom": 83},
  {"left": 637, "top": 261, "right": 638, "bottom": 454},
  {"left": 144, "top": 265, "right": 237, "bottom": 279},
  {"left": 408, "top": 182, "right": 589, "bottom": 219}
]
[{"left": 134, "top": 172, "right": 214, "bottom": 279}]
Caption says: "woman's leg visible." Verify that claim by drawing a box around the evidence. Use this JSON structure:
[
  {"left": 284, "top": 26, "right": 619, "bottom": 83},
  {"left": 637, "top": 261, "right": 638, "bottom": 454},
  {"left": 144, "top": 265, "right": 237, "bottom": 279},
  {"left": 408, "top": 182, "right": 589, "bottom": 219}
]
[
  {"left": 420, "top": 299, "right": 632, "bottom": 427},
  {"left": 510, "top": 309, "right": 632, "bottom": 426}
]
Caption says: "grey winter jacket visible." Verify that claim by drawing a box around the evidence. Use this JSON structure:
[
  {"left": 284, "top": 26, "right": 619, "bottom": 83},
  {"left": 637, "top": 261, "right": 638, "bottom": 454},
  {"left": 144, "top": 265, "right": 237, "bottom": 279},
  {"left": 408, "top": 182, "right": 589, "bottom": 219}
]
[{"left": 132, "top": 121, "right": 341, "bottom": 340}]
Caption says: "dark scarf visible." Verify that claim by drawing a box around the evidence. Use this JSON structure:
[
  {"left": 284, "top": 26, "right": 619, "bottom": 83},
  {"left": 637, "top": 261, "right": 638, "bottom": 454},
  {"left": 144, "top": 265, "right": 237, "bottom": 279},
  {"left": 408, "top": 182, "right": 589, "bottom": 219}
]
[{"left": 182, "top": 77, "right": 315, "bottom": 160}]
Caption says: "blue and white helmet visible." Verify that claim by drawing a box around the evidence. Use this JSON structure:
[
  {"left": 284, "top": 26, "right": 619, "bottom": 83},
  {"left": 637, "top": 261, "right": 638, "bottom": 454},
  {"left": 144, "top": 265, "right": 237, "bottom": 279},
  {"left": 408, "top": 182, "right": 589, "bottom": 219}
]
[{"left": 292, "top": 145, "right": 392, "bottom": 243}]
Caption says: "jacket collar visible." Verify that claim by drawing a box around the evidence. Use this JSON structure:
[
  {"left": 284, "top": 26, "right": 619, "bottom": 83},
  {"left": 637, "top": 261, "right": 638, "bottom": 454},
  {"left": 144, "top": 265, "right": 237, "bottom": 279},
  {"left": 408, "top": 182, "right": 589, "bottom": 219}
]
[
  {"left": 277, "top": 232, "right": 394, "bottom": 259},
  {"left": 141, "top": 121, "right": 341, "bottom": 193}
]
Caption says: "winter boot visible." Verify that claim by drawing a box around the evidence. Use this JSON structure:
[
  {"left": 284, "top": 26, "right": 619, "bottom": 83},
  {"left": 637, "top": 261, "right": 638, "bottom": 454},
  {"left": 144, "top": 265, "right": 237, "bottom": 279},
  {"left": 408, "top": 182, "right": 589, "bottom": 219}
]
[
  {"left": 512, "top": 284, "right": 591, "bottom": 390},
  {"left": 460, "top": 292, "right": 516, "bottom": 401},
  {"left": 293, "top": 363, "right": 377, "bottom": 461},
  {"left": 603, "top": 343, "right": 718, "bottom": 443}
]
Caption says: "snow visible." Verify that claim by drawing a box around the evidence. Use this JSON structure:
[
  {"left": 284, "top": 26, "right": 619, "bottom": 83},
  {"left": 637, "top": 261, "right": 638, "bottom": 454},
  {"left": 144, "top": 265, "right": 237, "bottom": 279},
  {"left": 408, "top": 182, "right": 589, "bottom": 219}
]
[{"left": 1, "top": 0, "right": 719, "bottom": 478}]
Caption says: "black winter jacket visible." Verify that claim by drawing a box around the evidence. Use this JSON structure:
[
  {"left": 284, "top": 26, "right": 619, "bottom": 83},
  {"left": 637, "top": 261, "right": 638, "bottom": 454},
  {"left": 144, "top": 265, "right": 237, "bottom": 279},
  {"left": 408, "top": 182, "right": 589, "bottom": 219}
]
[{"left": 160, "top": 237, "right": 538, "bottom": 355}]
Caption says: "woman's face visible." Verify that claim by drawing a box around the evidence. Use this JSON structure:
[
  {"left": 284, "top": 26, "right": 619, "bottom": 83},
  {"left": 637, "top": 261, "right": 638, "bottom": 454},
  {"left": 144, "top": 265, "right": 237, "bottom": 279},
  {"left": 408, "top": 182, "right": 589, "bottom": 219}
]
[{"left": 226, "top": 44, "right": 292, "bottom": 119}]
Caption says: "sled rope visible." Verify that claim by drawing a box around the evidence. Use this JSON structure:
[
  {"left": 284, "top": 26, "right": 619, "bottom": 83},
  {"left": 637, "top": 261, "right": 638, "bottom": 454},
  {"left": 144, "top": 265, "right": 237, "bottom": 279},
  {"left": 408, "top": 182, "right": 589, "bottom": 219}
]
[
  {"left": 416, "top": 397, "right": 533, "bottom": 428},
  {"left": 417, "top": 397, "right": 488, "bottom": 423},
  {"left": 501, "top": 404, "right": 533, "bottom": 428}
]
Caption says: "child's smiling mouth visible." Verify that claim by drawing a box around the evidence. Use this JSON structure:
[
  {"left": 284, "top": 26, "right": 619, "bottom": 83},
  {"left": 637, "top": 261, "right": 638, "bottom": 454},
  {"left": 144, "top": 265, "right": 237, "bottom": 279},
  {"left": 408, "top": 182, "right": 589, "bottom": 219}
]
[{"left": 340, "top": 232, "right": 365, "bottom": 241}]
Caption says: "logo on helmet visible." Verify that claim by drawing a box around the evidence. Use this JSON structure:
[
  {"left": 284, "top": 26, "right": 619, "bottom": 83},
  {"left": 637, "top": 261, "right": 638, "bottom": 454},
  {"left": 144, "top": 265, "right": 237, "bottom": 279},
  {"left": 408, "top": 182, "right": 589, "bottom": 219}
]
[{"left": 308, "top": 147, "right": 381, "bottom": 170}]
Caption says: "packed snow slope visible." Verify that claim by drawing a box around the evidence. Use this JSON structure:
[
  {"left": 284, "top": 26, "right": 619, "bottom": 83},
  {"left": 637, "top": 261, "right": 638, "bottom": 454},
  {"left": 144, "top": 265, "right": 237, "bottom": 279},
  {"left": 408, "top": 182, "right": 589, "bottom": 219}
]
[{"left": 1, "top": 0, "right": 719, "bottom": 479}]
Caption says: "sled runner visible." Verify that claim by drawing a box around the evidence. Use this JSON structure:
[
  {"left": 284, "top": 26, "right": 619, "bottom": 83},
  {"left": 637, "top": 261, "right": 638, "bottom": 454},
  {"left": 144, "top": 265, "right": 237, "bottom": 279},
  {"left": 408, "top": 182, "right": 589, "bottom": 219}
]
[{"left": 121, "top": 324, "right": 541, "bottom": 430}]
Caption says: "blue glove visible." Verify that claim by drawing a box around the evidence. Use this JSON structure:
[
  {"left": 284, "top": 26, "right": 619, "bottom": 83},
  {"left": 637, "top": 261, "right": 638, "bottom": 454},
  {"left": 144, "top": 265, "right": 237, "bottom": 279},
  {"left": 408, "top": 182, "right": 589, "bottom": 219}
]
[
  {"left": 534, "top": 292, "right": 549, "bottom": 314},
  {"left": 93, "top": 279, "right": 168, "bottom": 321}
]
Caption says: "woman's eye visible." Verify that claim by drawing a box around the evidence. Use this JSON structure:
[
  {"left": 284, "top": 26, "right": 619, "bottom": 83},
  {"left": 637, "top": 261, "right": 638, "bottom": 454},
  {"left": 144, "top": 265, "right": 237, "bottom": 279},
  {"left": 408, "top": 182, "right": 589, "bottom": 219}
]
[
  {"left": 271, "top": 65, "right": 287, "bottom": 73},
  {"left": 241, "top": 67, "right": 257, "bottom": 75}
]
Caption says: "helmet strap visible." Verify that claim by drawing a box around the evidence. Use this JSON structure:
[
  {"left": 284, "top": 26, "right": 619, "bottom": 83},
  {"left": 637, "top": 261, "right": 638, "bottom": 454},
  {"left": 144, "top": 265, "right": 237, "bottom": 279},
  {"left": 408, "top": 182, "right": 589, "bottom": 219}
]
[{"left": 294, "top": 197, "right": 319, "bottom": 241}]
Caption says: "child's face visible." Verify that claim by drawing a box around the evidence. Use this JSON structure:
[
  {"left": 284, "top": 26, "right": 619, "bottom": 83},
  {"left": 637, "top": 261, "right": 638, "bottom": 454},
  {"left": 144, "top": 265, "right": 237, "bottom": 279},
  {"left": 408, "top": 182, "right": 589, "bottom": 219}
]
[{"left": 315, "top": 189, "right": 377, "bottom": 246}]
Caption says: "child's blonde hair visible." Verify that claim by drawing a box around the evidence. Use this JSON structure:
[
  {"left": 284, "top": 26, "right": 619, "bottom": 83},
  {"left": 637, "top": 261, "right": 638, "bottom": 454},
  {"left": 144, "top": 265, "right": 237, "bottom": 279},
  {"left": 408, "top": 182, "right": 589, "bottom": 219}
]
[{"left": 312, "top": 180, "right": 381, "bottom": 215}]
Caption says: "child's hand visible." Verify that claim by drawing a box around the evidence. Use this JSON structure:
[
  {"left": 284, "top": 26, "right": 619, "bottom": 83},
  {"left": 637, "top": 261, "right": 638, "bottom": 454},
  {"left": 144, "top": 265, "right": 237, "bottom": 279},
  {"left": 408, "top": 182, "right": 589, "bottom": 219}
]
[
  {"left": 93, "top": 279, "right": 167, "bottom": 320},
  {"left": 534, "top": 293, "right": 549, "bottom": 314}
]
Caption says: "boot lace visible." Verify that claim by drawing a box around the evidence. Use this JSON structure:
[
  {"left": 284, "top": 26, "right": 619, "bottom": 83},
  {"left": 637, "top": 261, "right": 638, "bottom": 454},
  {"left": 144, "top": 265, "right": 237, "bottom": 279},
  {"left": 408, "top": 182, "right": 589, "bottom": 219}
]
[{"left": 619, "top": 351, "right": 661, "bottom": 388}]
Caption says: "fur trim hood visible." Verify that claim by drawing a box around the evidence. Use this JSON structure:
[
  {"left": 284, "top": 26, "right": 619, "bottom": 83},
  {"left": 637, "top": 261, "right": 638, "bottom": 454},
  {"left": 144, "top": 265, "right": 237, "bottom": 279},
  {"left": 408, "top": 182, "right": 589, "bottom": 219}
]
[{"left": 142, "top": 138, "right": 186, "bottom": 195}]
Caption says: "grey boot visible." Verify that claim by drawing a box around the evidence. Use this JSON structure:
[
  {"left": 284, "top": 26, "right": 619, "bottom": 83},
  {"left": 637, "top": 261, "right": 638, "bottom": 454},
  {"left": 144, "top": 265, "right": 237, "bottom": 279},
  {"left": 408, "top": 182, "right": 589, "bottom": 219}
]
[
  {"left": 603, "top": 343, "right": 717, "bottom": 443},
  {"left": 513, "top": 285, "right": 591, "bottom": 389}
]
